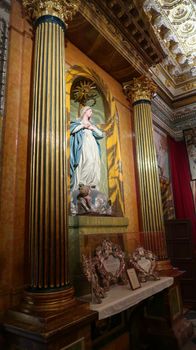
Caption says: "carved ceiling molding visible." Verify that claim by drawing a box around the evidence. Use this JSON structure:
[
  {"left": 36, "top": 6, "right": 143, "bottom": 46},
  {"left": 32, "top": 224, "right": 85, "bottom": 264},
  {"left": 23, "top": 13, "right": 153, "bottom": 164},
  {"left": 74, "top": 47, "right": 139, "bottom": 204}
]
[
  {"left": 79, "top": 1, "right": 153, "bottom": 78},
  {"left": 143, "top": 0, "right": 196, "bottom": 88},
  {"left": 153, "top": 112, "right": 178, "bottom": 139},
  {"left": 150, "top": 65, "right": 196, "bottom": 99},
  {"left": 79, "top": 0, "right": 195, "bottom": 101},
  {"left": 91, "top": 0, "right": 165, "bottom": 64},
  {"left": 152, "top": 95, "right": 196, "bottom": 139},
  {"left": 72, "top": 0, "right": 196, "bottom": 137},
  {"left": 173, "top": 103, "right": 196, "bottom": 120}
]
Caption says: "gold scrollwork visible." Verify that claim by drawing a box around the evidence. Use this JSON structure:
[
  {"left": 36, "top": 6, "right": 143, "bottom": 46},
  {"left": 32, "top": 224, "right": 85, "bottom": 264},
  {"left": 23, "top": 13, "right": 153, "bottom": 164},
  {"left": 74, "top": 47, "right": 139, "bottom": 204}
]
[
  {"left": 22, "top": 0, "right": 80, "bottom": 24},
  {"left": 123, "top": 76, "right": 157, "bottom": 103}
]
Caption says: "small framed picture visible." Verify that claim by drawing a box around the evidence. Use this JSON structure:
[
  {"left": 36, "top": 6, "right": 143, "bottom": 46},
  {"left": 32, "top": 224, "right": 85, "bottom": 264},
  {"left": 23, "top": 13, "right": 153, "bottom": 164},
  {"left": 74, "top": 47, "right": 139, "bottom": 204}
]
[{"left": 127, "top": 268, "right": 141, "bottom": 290}]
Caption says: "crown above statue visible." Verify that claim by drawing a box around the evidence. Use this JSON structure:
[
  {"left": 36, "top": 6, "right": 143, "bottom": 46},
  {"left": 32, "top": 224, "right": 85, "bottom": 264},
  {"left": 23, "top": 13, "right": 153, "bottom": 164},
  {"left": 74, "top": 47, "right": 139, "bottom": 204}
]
[{"left": 72, "top": 79, "right": 98, "bottom": 107}]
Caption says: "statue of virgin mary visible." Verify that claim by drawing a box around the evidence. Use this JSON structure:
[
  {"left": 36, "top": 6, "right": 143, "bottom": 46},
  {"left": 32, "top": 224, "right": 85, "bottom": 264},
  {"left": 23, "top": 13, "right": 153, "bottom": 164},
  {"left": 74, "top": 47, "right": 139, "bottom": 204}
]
[{"left": 70, "top": 106, "right": 104, "bottom": 191}]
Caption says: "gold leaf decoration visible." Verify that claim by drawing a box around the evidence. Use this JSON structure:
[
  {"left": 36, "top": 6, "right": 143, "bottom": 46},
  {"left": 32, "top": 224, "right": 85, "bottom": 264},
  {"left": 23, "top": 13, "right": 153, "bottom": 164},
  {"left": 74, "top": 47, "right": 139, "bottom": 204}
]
[
  {"left": 72, "top": 79, "right": 97, "bottom": 106},
  {"left": 22, "top": 0, "right": 80, "bottom": 24},
  {"left": 124, "top": 76, "right": 157, "bottom": 103}
]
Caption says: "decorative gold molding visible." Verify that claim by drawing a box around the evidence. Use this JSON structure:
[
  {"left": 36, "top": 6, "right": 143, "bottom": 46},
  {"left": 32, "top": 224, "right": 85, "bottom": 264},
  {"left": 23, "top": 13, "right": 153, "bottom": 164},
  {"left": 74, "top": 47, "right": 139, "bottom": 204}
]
[
  {"left": 123, "top": 76, "right": 157, "bottom": 103},
  {"left": 22, "top": 0, "right": 80, "bottom": 24},
  {"left": 22, "top": 288, "right": 75, "bottom": 312},
  {"left": 79, "top": 2, "right": 151, "bottom": 77}
]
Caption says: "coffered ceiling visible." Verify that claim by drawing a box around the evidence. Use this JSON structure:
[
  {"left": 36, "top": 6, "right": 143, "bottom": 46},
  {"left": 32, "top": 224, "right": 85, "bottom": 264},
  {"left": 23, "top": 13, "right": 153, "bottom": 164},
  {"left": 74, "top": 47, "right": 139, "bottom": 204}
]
[
  {"left": 66, "top": 0, "right": 195, "bottom": 137},
  {"left": 66, "top": 1, "right": 162, "bottom": 82},
  {"left": 2, "top": 0, "right": 195, "bottom": 138},
  {"left": 67, "top": 0, "right": 195, "bottom": 98},
  {"left": 143, "top": 0, "right": 196, "bottom": 98}
]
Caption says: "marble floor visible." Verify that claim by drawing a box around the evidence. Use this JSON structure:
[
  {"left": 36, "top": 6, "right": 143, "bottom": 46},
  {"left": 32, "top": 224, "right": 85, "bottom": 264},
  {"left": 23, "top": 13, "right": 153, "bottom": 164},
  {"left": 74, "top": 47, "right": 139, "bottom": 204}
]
[{"left": 182, "top": 311, "right": 196, "bottom": 349}]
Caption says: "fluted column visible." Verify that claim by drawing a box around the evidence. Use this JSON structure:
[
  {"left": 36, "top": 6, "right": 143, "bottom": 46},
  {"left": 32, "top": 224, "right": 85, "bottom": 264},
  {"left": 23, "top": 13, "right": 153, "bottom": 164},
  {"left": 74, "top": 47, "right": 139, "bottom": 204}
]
[
  {"left": 124, "top": 76, "right": 168, "bottom": 262},
  {"left": 22, "top": 0, "right": 80, "bottom": 311}
]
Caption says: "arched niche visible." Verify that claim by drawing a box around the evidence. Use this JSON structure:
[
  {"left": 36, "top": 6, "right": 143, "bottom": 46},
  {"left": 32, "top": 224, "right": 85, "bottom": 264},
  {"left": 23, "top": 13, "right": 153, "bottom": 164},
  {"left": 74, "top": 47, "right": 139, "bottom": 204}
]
[
  {"left": 70, "top": 77, "right": 108, "bottom": 196},
  {"left": 66, "top": 65, "right": 125, "bottom": 217}
]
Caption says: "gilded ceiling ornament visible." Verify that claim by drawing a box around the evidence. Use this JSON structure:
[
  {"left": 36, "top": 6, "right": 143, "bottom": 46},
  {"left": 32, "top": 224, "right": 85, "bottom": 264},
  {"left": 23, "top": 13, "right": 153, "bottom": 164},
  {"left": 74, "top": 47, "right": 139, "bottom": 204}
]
[
  {"left": 142, "top": 0, "right": 196, "bottom": 88},
  {"left": 184, "top": 82, "right": 196, "bottom": 91},
  {"left": 181, "top": 22, "right": 195, "bottom": 34},
  {"left": 22, "top": 0, "right": 80, "bottom": 24},
  {"left": 160, "top": 0, "right": 181, "bottom": 7},
  {"left": 123, "top": 76, "right": 157, "bottom": 103}
]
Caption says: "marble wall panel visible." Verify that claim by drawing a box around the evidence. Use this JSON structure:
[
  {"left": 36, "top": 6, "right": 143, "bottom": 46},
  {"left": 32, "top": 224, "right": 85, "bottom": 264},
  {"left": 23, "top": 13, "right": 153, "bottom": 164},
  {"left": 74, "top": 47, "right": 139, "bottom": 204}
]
[{"left": 0, "top": 0, "right": 32, "bottom": 310}]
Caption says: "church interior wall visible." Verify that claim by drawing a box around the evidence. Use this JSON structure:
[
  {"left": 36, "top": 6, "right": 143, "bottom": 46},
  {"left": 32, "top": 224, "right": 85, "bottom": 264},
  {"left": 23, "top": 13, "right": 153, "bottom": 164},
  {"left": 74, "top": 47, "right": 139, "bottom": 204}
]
[
  {"left": 0, "top": 0, "right": 140, "bottom": 314},
  {"left": 0, "top": 1, "right": 196, "bottom": 349},
  {"left": 0, "top": 0, "right": 33, "bottom": 313}
]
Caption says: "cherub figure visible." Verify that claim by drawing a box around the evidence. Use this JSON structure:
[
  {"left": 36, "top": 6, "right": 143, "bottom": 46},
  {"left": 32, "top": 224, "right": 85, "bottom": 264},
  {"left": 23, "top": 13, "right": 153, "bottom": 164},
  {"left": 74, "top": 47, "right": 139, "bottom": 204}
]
[{"left": 77, "top": 184, "right": 92, "bottom": 213}]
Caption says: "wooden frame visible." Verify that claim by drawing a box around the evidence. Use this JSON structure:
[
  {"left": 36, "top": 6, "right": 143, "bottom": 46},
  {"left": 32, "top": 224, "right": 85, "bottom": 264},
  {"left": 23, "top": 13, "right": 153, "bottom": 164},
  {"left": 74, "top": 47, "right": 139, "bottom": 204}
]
[
  {"left": 126, "top": 268, "right": 141, "bottom": 290},
  {"left": 184, "top": 128, "right": 196, "bottom": 180}
]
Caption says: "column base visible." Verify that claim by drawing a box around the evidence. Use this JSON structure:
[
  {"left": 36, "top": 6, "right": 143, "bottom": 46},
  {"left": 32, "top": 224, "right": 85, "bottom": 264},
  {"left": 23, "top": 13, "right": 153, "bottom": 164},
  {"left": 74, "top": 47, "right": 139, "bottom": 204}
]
[
  {"left": 4, "top": 299, "right": 97, "bottom": 349},
  {"left": 21, "top": 286, "right": 75, "bottom": 313}
]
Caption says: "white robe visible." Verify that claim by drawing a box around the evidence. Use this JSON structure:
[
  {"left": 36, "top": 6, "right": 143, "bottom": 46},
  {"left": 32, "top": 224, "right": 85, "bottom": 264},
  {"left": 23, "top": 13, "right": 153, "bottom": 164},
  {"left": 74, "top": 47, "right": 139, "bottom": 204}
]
[{"left": 72, "top": 126, "right": 103, "bottom": 191}]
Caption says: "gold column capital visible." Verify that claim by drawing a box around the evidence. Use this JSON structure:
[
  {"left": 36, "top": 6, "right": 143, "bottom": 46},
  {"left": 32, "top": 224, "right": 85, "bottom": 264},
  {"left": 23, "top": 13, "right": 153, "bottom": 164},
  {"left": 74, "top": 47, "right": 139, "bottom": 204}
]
[
  {"left": 123, "top": 76, "right": 157, "bottom": 104},
  {"left": 22, "top": 0, "right": 80, "bottom": 25}
]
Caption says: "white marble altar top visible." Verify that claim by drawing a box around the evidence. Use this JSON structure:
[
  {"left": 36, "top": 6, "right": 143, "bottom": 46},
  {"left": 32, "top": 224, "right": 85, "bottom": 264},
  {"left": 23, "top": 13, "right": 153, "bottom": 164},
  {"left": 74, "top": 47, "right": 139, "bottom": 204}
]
[{"left": 90, "top": 277, "right": 173, "bottom": 320}]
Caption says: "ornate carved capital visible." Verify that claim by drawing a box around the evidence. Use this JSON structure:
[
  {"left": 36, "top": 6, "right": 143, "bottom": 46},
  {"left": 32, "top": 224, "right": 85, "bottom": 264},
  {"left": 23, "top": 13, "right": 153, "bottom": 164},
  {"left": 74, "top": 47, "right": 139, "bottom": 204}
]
[
  {"left": 22, "top": 0, "right": 80, "bottom": 25},
  {"left": 123, "top": 76, "right": 157, "bottom": 104}
]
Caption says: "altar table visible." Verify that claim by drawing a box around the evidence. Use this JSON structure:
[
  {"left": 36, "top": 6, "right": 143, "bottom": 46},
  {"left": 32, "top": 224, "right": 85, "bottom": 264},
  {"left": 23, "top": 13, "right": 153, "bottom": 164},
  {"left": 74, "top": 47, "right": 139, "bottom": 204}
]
[{"left": 89, "top": 276, "right": 174, "bottom": 320}]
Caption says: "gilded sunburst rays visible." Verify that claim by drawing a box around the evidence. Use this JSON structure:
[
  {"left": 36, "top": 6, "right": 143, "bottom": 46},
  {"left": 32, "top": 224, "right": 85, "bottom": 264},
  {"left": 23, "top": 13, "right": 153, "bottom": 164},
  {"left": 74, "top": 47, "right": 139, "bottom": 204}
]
[{"left": 72, "top": 80, "right": 97, "bottom": 106}]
